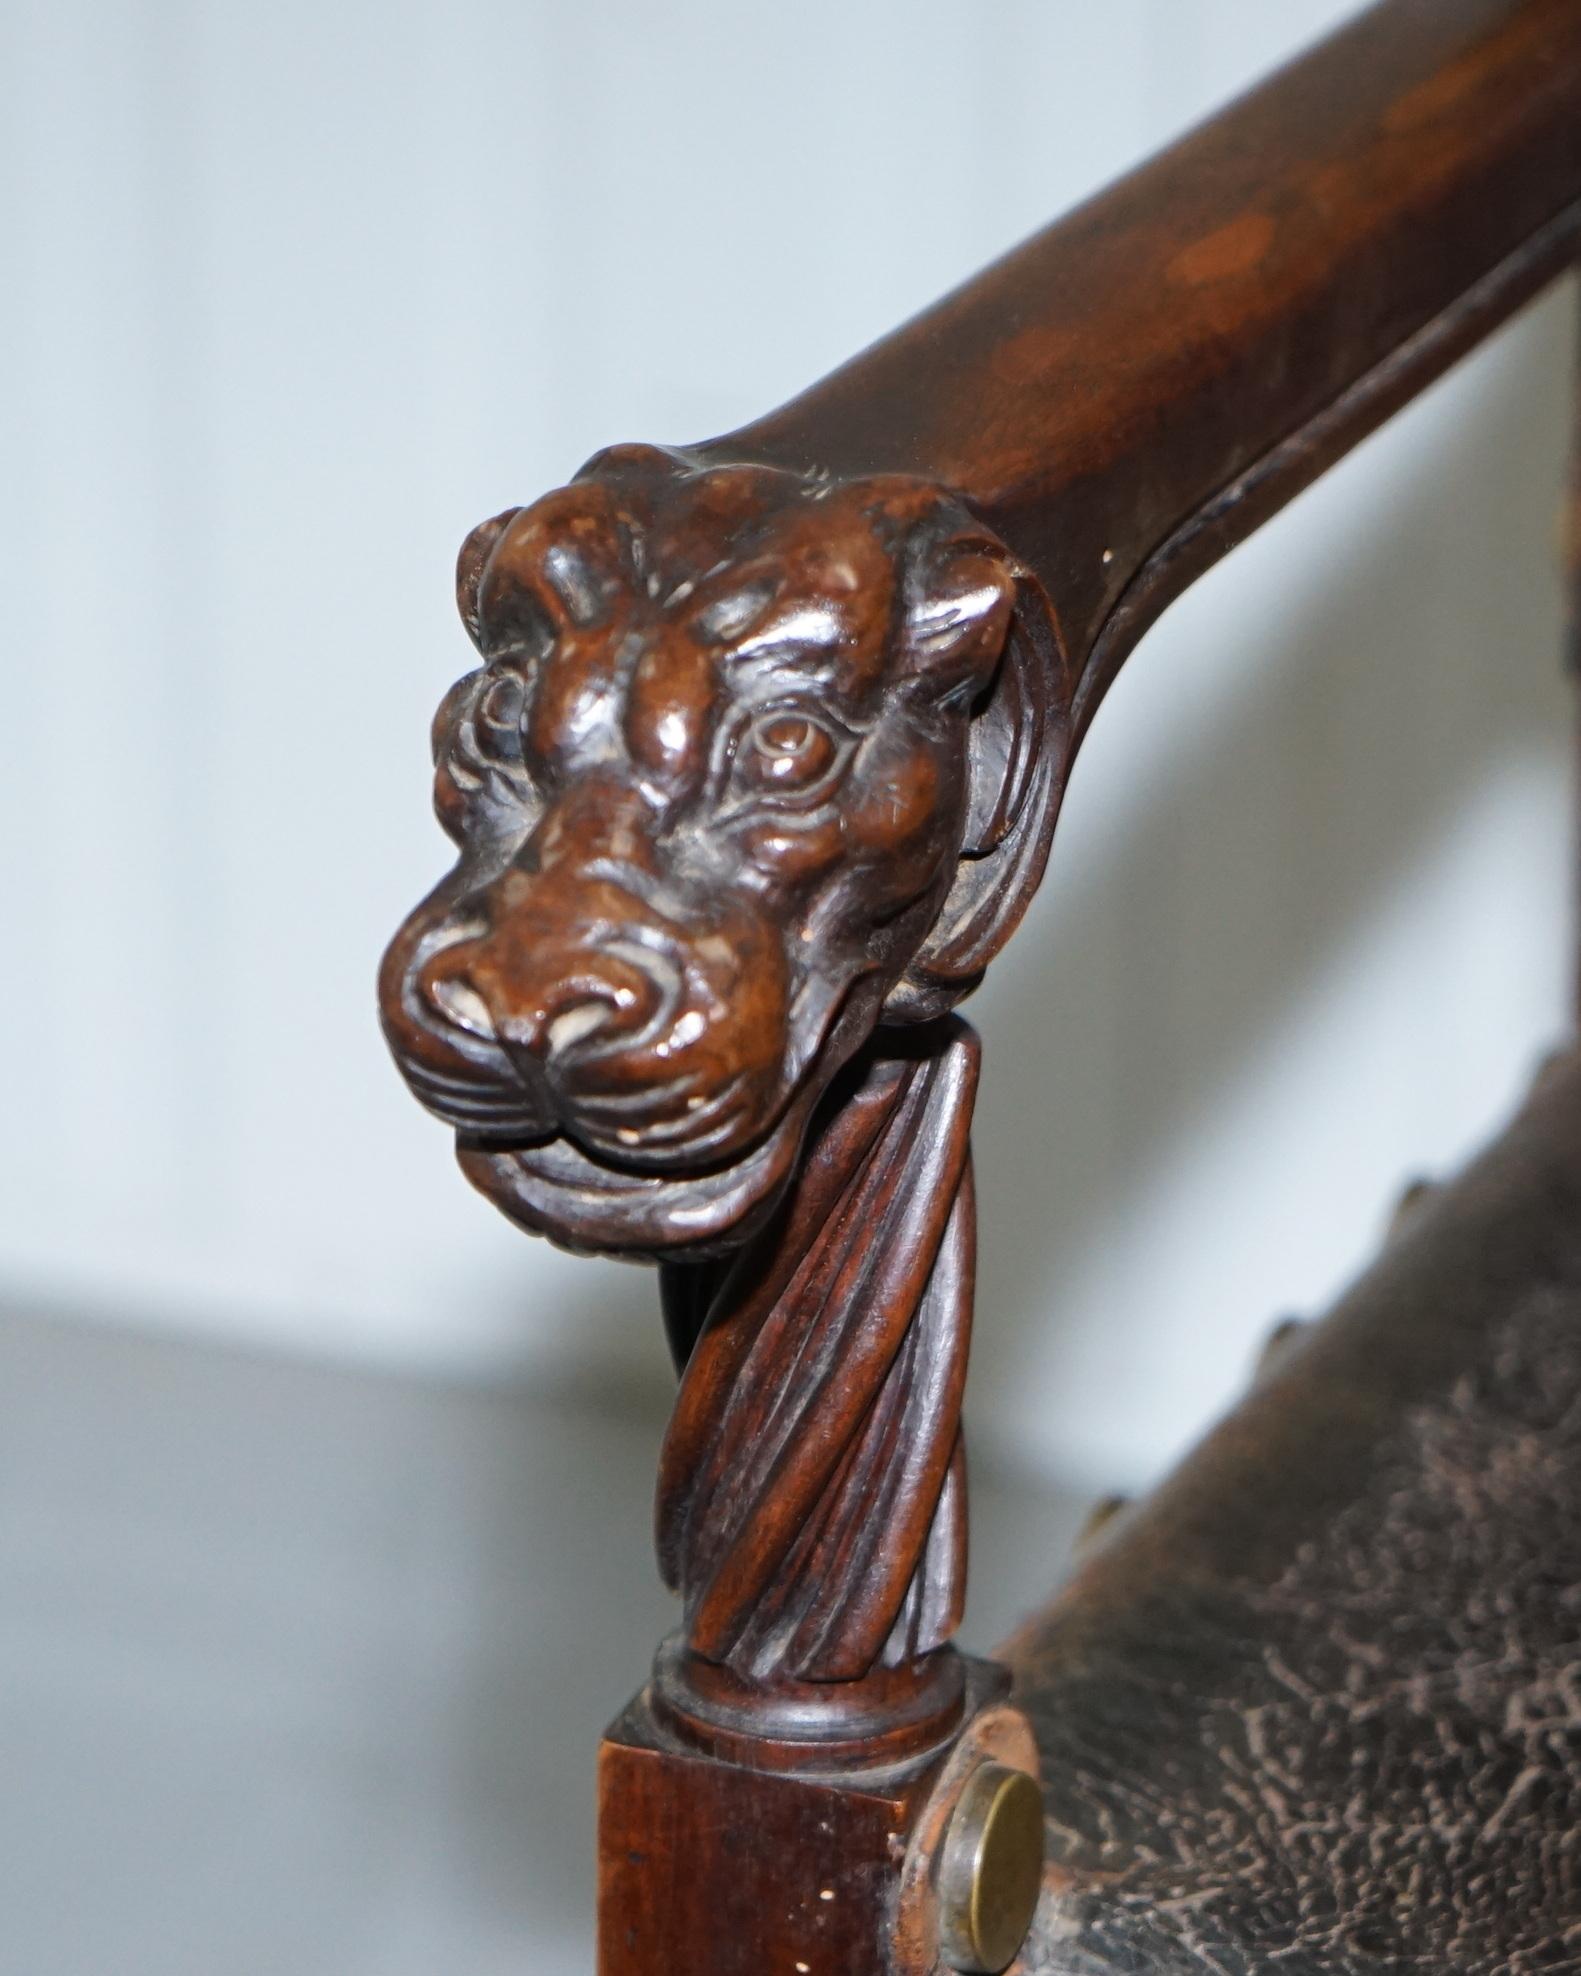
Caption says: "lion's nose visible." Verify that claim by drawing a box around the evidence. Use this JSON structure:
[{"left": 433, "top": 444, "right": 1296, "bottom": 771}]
[
  {"left": 529, "top": 977, "right": 650, "bottom": 1061},
  {"left": 542, "top": 999, "right": 618, "bottom": 1057},
  {"left": 486, "top": 939, "right": 681, "bottom": 1074}
]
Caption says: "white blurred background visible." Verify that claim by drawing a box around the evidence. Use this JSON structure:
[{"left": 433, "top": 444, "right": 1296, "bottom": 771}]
[{"left": 0, "top": 1, "right": 1575, "bottom": 1967}]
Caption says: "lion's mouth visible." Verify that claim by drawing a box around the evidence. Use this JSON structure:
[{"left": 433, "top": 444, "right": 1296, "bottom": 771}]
[
  {"left": 391, "top": 1048, "right": 554, "bottom": 1140},
  {"left": 565, "top": 1071, "right": 761, "bottom": 1162},
  {"left": 394, "top": 1009, "right": 777, "bottom": 1172},
  {"left": 456, "top": 1093, "right": 816, "bottom": 1260},
  {"left": 382, "top": 867, "right": 886, "bottom": 1256},
  {"left": 448, "top": 975, "right": 887, "bottom": 1260},
  {"left": 391, "top": 999, "right": 815, "bottom": 1258},
  {"left": 383, "top": 884, "right": 808, "bottom": 1174}
]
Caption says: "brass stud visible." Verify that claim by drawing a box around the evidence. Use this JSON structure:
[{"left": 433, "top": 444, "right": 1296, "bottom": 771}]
[
  {"left": 936, "top": 1762, "right": 1044, "bottom": 1973},
  {"left": 1074, "top": 1492, "right": 1130, "bottom": 1553},
  {"left": 1255, "top": 1315, "right": 1306, "bottom": 1382},
  {"left": 1388, "top": 1175, "right": 1438, "bottom": 1240}
]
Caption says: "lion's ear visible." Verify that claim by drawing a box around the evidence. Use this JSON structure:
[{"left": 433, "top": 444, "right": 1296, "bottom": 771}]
[
  {"left": 897, "top": 542, "right": 1017, "bottom": 694},
  {"left": 456, "top": 508, "right": 523, "bottom": 650},
  {"left": 888, "top": 562, "right": 1072, "bottom": 1023}
]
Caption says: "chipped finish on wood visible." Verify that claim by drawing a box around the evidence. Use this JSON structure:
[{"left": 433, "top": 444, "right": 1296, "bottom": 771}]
[
  {"left": 601, "top": 1666, "right": 1037, "bottom": 1976},
  {"left": 1008, "top": 1051, "right": 1581, "bottom": 1975},
  {"left": 597, "top": 1717, "right": 921, "bottom": 1976}
]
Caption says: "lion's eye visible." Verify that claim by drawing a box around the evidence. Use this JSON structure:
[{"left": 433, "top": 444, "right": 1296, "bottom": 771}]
[{"left": 741, "top": 712, "right": 839, "bottom": 792}]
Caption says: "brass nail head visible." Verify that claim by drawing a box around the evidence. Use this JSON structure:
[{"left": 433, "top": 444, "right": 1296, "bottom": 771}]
[
  {"left": 1074, "top": 1492, "right": 1130, "bottom": 1553},
  {"left": 1388, "top": 1175, "right": 1438, "bottom": 1239},
  {"left": 936, "top": 1762, "right": 1044, "bottom": 1973},
  {"left": 1255, "top": 1315, "right": 1307, "bottom": 1382}
]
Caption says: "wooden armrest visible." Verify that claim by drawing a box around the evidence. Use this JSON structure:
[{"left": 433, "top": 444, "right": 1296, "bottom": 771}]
[
  {"left": 376, "top": 3, "right": 1581, "bottom": 1966},
  {"left": 1007, "top": 1050, "right": 1581, "bottom": 1974},
  {"left": 716, "top": 0, "right": 1581, "bottom": 733}
]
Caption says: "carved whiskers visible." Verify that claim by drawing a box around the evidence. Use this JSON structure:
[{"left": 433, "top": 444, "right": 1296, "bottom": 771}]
[{"left": 379, "top": 441, "right": 1071, "bottom": 1758}]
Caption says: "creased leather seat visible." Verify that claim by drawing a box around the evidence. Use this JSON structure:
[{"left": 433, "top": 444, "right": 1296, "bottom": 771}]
[{"left": 1011, "top": 1052, "right": 1581, "bottom": 1975}]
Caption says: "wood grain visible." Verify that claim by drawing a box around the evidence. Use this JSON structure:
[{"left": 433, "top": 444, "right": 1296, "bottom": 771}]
[
  {"left": 716, "top": 0, "right": 1581, "bottom": 735},
  {"left": 372, "top": 0, "right": 1581, "bottom": 1964},
  {"left": 654, "top": 1023, "right": 977, "bottom": 1754}
]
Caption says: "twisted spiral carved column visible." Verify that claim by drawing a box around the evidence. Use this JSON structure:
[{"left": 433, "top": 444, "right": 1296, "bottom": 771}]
[{"left": 653, "top": 1018, "right": 980, "bottom": 1756}]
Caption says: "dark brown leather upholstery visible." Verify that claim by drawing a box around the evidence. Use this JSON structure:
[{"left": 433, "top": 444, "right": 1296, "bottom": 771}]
[{"left": 1010, "top": 1051, "right": 1581, "bottom": 1975}]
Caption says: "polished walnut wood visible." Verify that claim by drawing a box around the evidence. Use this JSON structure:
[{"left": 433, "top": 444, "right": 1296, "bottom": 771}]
[
  {"left": 376, "top": 450, "right": 1062, "bottom": 1842},
  {"left": 377, "top": 0, "right": 1581, "bottom": 1967},
  {"left": 381, "top": 461, "right": 1057, "bottom": 1261},
  {"left": 600, "top": 1663, "right": 1039, "bottom": 1975},
  {"left": 718, "top": 0, "right": 1581, "bottom": 733},
  {"left": 655, "top": 1022, "right": 978, "bottom": 1752}
]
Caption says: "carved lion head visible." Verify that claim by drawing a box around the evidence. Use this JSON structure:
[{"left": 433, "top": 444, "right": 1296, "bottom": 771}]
[{"left": 379, "top": 444, "right": 1068, "bottom": 1258}]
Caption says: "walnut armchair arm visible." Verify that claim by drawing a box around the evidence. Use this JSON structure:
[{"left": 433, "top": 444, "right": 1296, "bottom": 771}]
[{"left": 377, "top": 1, "right": 1581, "bottom": 1968}]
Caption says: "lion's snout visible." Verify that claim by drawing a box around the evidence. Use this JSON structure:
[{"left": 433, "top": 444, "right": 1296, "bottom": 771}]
[
  {"left": 397, "top": 823, "right": 793, "bottom": 1170},
  {"left": 430, "top": 925, "right": 677, "bottom": 1069}
]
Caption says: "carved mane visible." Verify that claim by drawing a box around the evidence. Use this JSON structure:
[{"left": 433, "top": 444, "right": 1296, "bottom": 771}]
[{"left": 381, "top": 443, "right": 1072, "bottom": 1261}]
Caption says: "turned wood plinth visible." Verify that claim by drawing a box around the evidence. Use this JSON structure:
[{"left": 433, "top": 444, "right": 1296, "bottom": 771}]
[{"left": 648, "top": 1634, "right": 970, "bottom": 1773}]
